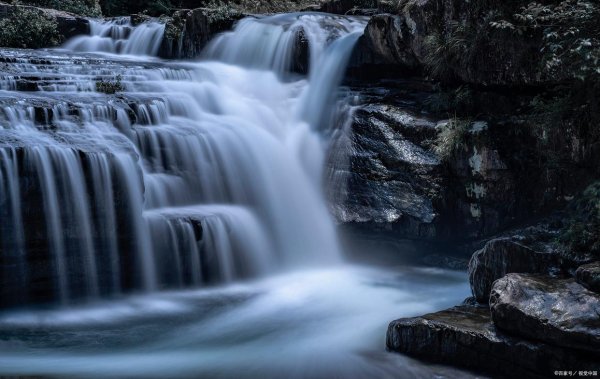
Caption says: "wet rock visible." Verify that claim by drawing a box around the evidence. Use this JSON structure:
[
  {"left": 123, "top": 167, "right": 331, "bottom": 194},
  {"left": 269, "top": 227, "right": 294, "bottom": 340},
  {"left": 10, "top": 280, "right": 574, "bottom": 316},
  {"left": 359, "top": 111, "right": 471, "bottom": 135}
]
[
  {"left": 130, "top": 13, "right": 151, "bottom": 27},
  {"left": 350, "top": 14, "right": 419, "bottom": 75},
  {"left": 577, "top": 262, "right": 600, "bottom": 293},
  {"left": 158, "top": 8, "right": 244, "bottom": 59},
  {"left": 387, "top": 305, "right": 598, "bottom": 378},
  {"left": 468, "top": 237, "right": 560, "bottom": 303},
  {"left": 490, "top": 273, "right": 600, "bottom": 354},
  {"left": 327, "top": 90, "right": 442, "bottom": 239}
]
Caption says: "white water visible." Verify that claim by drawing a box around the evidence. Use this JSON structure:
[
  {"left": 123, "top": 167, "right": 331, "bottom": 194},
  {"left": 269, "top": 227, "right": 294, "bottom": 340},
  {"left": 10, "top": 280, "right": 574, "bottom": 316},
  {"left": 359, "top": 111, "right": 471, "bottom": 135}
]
[
  {"left": 63, "top": 17, "right": 166, "bottom": 56},
  {"left": 0, "top": 13, "right": 366, "bottom": 304},
  {"left": 0, "top": 12, "right": 475, "bottom": 378},
  {"left": 0, "top": 266, "right": 472, "bottom": 378}
]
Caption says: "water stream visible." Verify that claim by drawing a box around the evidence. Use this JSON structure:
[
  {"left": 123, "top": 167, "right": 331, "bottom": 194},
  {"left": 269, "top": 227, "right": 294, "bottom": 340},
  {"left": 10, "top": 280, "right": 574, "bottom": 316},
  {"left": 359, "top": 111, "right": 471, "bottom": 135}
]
[{"left": 0, "top": 13, "right": 472, "bottom": 378}]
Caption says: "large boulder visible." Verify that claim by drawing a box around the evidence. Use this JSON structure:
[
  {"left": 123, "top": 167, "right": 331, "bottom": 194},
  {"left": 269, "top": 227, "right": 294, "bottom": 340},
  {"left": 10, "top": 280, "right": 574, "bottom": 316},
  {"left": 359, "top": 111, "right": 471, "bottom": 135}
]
[
  {"left": 490, "top": 273, "right": 600, "bottom": 354},
  {"left": 326, "top": 83, "right": 443, "bottom": 239},
  {"left": 349, "top": 13, "right": 420, "bottom": 76},
  {"left": 158, "top": 8, "right": 244, "bottom": 59},
  {"left": 387, "top": 305, "right": 598, "bottom": 378},
  {"left": 468, "top": 236, "right": 561, "bottom": 303},
  {"left": 577, "top": 262, "right": 600, "bottom": 293}
]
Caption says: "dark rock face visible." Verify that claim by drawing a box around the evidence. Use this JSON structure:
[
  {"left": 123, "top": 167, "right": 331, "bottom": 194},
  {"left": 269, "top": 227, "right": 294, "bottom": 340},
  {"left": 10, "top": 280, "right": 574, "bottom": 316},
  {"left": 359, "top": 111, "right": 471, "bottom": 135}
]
[
  {"left": 54, "top": 13, "right": 89, "bottom": 40},
  {"left": 350, "top": 13, "right": 419, "bottom": 75},
  {"left": 387, "top": 305, "right": 599, "bottom": 378},
  {"left": 490, "top": 273, "right": 600, "bottom": 354},
  {"left": 350, "top": 0, "right": 567, "bottom": 86},
  {"left": 468, "top": 236, "right": 561, "bottom": 303},
  {"left": 577, "top": 262, "right": 600, "bottom": 293},
  {"left": 328, "top": 80, "right": 536, "bottom": 246},
  {"left": 158, "top": 8, "right": 244, "bottom": 59},
  {"left": 327, "top": 89, "right": 442, "bottom": 239}
]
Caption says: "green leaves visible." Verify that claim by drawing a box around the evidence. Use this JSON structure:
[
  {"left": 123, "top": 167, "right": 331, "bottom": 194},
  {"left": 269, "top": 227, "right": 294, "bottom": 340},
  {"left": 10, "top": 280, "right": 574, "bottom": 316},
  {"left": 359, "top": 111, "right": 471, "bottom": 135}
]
[
  {"left": 0, "top": 7, "right": 60, "bottom": 49},
  {"left": 96, "top": 75, "right": 125, "bottom": 94}
]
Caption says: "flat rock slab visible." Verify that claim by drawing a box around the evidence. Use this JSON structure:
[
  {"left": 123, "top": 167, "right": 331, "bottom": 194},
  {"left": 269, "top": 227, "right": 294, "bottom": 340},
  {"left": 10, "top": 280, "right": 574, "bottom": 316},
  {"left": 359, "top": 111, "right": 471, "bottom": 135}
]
[
  {"left": 387, "top": 305, "right": 598, "bottom": 378},
  {"left": 490, "top": 273, "right": 600, "bottom": 354},
  {"left": 577, "top": 262, "right": 600, "bottom": 293}
]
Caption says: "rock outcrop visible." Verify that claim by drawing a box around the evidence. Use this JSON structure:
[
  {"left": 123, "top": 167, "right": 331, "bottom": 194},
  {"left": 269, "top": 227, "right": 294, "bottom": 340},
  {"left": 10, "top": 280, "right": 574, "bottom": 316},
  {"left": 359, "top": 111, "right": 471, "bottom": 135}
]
[
  {"left": 490, "top": 273, "right": 600, "bottom": 354},
  {"left": 158, "top": 8, "right": 244, "bottom": 59},
  {"left": 351, "top": 0, "right": 599, "bottom": 87},
  {"left": 577, "top": 262, "right": 600, "bottom": 293},
  {"left": 327, "top": 82, "right": 442, "bottom": 239},
  {"left": 387, "top": 305, "right": 598, "bottom": 378},
  {"left": 468, "top": 236, "right": 561, "bottom": 303}
]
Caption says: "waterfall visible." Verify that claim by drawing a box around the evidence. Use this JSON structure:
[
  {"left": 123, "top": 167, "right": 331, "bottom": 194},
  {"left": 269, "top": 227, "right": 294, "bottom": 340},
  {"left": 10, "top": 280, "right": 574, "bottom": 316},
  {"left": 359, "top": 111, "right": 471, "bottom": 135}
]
[
  {"left": 0, "top": 13, "right": 366, "bottom": 308},
  {"left": 63, "top": 17, "right": 165, "bottom": 56}
]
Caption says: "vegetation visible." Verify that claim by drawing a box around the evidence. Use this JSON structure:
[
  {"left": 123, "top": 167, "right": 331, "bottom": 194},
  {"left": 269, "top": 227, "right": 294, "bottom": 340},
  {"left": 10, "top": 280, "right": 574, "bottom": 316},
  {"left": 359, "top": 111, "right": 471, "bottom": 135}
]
[
  {"left": 432, "top": 118, "right": 471, "bottom": 160},
  {"left": 0, "top": 7, "right": 60, "bottom": 49},
  {"left": 423, "top": 21, "right": 471, "bottom": 82},
  {"left": 5, "top": 0, "right": 102, "bottom": 17},
  {"left": 490, "top": 0, "right": 600, "bottom": 82},
  {"left": 559, "top": 181, "right": 600, "bottom": 260},
  {"left": 96, "top": 75, "right": 125, "bottom": 94}
]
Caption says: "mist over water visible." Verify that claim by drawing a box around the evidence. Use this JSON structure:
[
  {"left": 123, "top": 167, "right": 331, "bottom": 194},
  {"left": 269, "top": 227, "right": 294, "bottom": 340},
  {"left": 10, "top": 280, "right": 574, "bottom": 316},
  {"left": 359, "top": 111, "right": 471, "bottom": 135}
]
[{"left": 0, "top": 13, "right": 472, "bottom": 378}]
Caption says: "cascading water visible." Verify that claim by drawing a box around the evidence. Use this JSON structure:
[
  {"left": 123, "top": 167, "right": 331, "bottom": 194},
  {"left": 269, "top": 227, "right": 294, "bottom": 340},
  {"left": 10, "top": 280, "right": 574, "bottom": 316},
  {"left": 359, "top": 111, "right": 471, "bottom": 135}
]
[
  {"left": 0, "top": 12, "right": 474, "bottom": 379},
  {"left": 0, "top": 13, "right": 366, "bottom": 307},
  {"left": 63, "top": 17, "right": 165, "bottom": 56}
]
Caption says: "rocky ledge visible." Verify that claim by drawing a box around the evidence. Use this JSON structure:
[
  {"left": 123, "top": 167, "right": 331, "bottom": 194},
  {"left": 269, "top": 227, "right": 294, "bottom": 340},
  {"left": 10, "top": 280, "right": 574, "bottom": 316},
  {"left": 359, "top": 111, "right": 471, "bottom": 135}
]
[
  {"left": 387, "top": 226, "right": 600, "bottom": 376},
  {"left": 490, "top": 273, "right": 600, "bottom": 355},
  {"left": 387, "top": 304, "right": 598, "bottom": 378}
]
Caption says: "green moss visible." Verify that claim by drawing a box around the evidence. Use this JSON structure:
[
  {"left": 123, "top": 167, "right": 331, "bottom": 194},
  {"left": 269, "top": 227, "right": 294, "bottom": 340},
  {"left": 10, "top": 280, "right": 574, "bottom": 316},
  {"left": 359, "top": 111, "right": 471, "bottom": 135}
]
[
  {"left": 96, "top": 75, "right": 125, "bottom": 94},
  {"left": 0, "top": 7, "right": 60, "bottom": 49}
]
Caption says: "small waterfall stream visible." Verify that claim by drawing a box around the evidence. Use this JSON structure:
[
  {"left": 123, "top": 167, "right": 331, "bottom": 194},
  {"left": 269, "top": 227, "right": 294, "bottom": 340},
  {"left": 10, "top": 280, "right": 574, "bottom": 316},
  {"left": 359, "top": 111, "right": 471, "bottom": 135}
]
[
  {"left": 0, "top": 13, "right": 366, "bottom": 307},
  {"left": 63, "top": 17, "right": 166, "bottom": 56}
]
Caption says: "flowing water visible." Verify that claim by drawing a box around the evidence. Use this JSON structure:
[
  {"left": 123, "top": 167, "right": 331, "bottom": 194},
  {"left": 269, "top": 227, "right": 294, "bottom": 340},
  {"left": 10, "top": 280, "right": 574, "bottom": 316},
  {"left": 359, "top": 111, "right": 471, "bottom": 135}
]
[{"left": 0, "top": 13, "right": 472, "bottom": 378}]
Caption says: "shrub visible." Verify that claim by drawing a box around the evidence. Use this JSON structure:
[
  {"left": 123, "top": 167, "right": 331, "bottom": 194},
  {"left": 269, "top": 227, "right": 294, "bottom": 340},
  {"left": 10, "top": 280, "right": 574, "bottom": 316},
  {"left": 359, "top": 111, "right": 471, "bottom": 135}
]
[
  {"left": 559, "top": 181, "right": 600, "bottom": 259},
  {"left": 432, "top": 118, "right": 471, "bottom": 160},
  {"left": 0, "top": 7, "right": 60, "bottom": 49},
  {"left": 96, "top": 75, "right": 125, "bottom": 94},
  {"left": 491, "top": 1, "right": 600, "bottom": 82},
  {"left": 11, "top": 0, "right": 102, "bottom": 17}
]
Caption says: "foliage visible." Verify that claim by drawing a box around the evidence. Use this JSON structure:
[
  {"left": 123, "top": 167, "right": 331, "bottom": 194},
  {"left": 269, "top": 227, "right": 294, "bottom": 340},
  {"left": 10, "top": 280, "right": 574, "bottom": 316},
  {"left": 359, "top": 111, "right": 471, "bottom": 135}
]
[
  {"left": 490, "top": 1, "right": 600, "bottom": 82},
  {"left": 11, "top": 0, "right": 102, "bottom": 17},
  {"left": 203, "top": 1, "right": 241, "bottom": 22},
  {"left": 432, "top": 118, "right": 471, "bottom": 160},
  {"left": 0, "top": 7, "right": 60, "bottom": 49},
  {"left": 559, "top": 181, "right": 600, "bottom": 259},
  {"left": 423, "top": 21, "right": 474, "bottom": 82},
  {"left": 527, "top": 79, "right": 600, "bottom": 164},
  {"left": 99, "top": 0, "right": 172, "bottom": 16},
  {"left": 161, "top": 13, "right": 184, "bottom": 40},
  {"left": 96, "top": 75, "right": 125, "bottom": 94}
]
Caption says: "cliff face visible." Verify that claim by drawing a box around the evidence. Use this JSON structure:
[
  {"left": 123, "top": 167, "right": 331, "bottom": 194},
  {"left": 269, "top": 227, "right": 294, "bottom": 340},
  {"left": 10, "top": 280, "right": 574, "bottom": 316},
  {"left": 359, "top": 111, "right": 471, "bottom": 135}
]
[
  {"left": 350, "top": 1, "right": 600, "bottom": 375},
  {"left": 331, "top": 0, "right": 600, "bottom": 253}
]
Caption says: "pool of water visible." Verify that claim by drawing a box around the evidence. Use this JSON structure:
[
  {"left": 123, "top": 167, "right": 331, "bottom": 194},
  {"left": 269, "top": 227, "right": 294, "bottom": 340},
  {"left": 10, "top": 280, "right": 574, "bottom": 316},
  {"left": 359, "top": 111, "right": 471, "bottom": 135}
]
[{"left": 0, "top": 264, "right": 473, "bottom": 378}]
